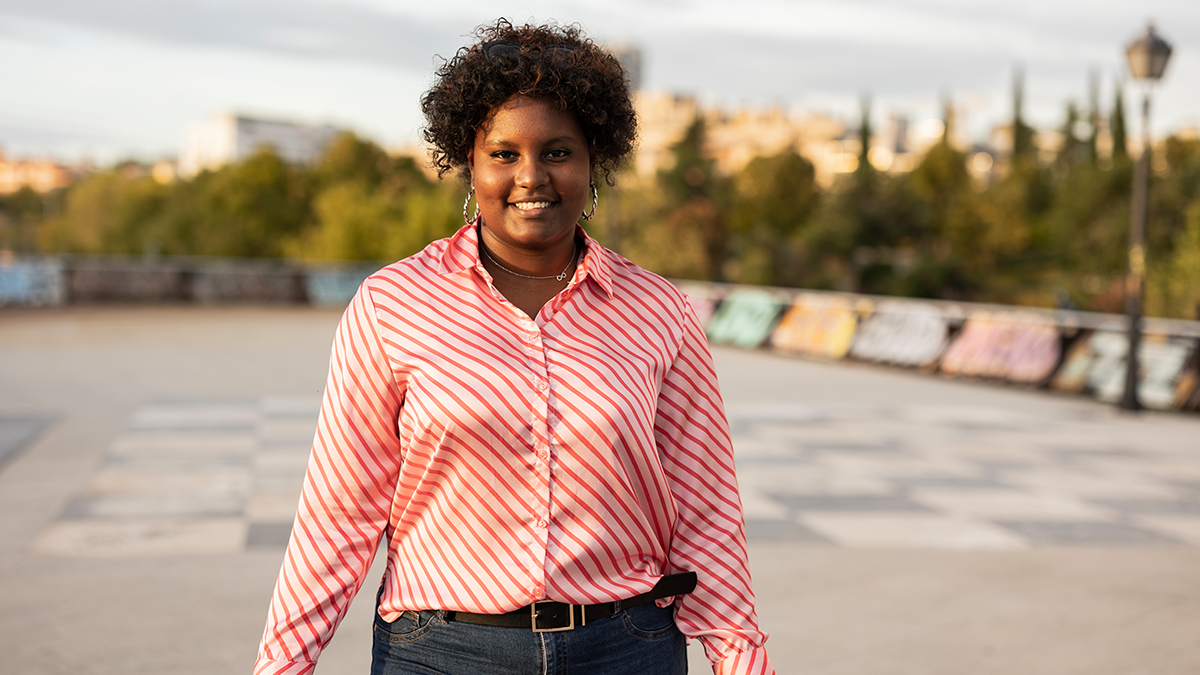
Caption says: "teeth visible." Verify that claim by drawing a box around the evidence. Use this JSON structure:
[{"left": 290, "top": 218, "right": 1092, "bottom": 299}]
[{"left": 513, "top": 201, "right": 552, "bottom": 211}]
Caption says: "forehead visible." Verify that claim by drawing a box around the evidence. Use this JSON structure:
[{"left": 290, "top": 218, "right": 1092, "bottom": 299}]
[{"left": 476, "top": 95, "right": 586, "bottom": 145}]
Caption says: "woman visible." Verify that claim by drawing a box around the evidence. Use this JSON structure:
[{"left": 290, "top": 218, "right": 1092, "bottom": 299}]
[{"left": 255, "top": 19, "right": 774, "bottom": 675}]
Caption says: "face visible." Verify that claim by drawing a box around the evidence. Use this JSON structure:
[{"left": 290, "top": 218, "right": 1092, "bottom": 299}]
[{"left": 468, "top": 95, "right": 594, "bottom": 253}]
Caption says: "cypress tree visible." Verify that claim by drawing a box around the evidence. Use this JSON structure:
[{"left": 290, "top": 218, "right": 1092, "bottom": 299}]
[
  {"left": 1088, "top": 69, "right": 1100, "bottom": 165},
  {"left": 1012, "top": 67, "right": 1035, "bottom": 159},
  {"left": 856, "top": 95, "right": 873, "bottom": 188},
  {"left": 1111, "top": 79, "right": 1128, "bottom": 161}
]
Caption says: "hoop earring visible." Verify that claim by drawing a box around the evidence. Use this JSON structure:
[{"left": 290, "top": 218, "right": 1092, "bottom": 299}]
[
  {"left": 462, "top": 188, "right": 480, "bottom": 225},
  {"left": 581, "top": 182, "right": 598, "bottom": 221}
]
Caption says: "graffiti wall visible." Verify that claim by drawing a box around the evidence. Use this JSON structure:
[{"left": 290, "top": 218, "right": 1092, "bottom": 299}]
[
  {"left": 705, "top": 289, "right": 785, "bottom": 348},
  {"left": 849, "top": 301, "right": 950, "bottom": 367},
  {"left": 1057, "top": 331, "right": 1197, "bottom": 411},
  {"left": 0, "top": 260, "right": 65, "bottom": 307},
  {"left": 769, "top": 294, "right": 859, "bottom": 359},
  {"left": 939, "top": 312, "right": 1062, "bottom": 384},
  {"left": 681, "top": 281, "right": 1199, "bottom": 415},
  {"left": 7, "top": 255, "right": 1200, "bottom": 415}
]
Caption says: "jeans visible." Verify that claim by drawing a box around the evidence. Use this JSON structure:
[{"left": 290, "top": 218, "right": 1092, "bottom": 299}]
[{"left": 371, "top": 601, "right": 688, "bottom": 675}]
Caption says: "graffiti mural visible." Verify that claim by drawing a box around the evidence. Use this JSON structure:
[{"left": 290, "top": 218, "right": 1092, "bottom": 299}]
[
  {"left": 1050, "top": 332, "right": 1097, "bottom": 394},
  {"left": 1083, "top": 332, "right": 1197, "bottom": 410},
  {"left": 705, "top": 289, "right": 786, "bottom": 348},
  {"left": 769, "top": 294, "right": 859, "bottom": 359},
  {"left": 0, "top": 260, "right": 66, "bottom": 307},
  {"left": 849, "top": 301, "right": 950, "bottom": 367},
  {"left": 940, "top": 312, "right": 1062, "bottom": 384}
]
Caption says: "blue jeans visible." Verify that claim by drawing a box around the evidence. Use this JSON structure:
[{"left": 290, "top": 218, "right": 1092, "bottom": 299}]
[{"left": 371, "top": 601, "right": 688, "bottom": 675}]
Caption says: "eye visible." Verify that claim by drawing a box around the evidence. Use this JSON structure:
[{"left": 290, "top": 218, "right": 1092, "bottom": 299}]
[
  {"left": 490, "top": 150, "right": 517, "bottom": 160},
  {"left": 545, "top": 148, "right": 573, "bottom": 160}
]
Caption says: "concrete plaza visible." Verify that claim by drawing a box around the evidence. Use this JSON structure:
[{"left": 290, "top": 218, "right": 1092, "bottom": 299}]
[{"left": 1, "top": 306, "right": 1197, "bottom": 674}]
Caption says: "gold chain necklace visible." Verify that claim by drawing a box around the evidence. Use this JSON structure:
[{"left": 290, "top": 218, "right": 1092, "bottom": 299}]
[{"left": 481, "top": 241, "right": 577, "bottom": 282}]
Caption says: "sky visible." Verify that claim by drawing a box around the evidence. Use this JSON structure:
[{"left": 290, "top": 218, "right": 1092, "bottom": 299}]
[{"left": 1, "top": 0, "right": 1197, "bottom": 165}]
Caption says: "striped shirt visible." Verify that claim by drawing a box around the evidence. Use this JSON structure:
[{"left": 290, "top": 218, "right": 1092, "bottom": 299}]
[{"left": 255, "top": 224, "right": 773, "bottom": 675}]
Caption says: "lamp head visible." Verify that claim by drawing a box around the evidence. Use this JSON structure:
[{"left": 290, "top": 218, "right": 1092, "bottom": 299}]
[{"left": 1126, "top": 23, "right": 1173, "bottom": 81}]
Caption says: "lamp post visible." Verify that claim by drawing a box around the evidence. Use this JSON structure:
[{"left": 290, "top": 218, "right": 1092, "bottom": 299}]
[{"left": 1119, "top": 24, "right": 1172, "bottom": 411}]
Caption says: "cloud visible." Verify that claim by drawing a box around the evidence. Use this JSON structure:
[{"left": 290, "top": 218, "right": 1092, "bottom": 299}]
[{"left": 0, "top": 0, "right": 467, "bottom": 70}]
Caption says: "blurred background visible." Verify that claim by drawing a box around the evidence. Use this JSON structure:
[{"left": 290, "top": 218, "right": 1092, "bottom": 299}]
[
  {"left": 1, "top": 0, "right": 1199, "bottom": 315},
  {"left": 2, "top": 2, "right": 1200, "bottom": 674}
]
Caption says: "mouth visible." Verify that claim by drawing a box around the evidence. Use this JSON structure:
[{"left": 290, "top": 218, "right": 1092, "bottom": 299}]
[{"left": 510, "top": 200, "right": 556, "bottom": 212}]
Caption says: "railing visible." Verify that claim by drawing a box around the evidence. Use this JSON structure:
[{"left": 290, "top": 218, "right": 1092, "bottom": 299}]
[
  {"left": 679, "top": 281, "right": 1199, "bottom": 414},
  {"left": 3, "top": 255, "right": 1197, "bottom": 414}
]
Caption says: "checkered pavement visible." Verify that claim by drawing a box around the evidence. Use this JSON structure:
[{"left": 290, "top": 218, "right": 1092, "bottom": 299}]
[{"left": 26, "top": 398, "right": 1200, "bottom": 557}]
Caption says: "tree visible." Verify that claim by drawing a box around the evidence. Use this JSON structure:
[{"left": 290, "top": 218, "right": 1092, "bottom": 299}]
[
  {"left": 1012, "top": 67, "right": 1036, "bottom": 160},
  {"left": 651, "top": 114, "right": 730, "bottom": 280},
  {"left": 855, "top": 96, "right": 874, "bottom": 191},
  {"left": 1087, "top": 69, "right": 1100, "bottom": 165},
  {"left": 729, "top": 149, "right": 819, "bottom": 285},
  {"left": 1055, "top": 101, "right": 1088, "bottom": 172},
  {"left": 1111, "top": 80, "right": 1129, "bottom": 161},
  {"left": 0, "top": 186, "right": 46, "bottom": 254},
  {"left": 1147, "top": 202, "right": 1200, "bottom": 319},
  {"left": 39, "top": 171, "right": 166, "bottom": 254}
]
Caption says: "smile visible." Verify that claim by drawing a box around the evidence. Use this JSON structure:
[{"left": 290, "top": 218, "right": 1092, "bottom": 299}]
[{"left": 512, "top": 201, "right": 554, "bottom": 211}]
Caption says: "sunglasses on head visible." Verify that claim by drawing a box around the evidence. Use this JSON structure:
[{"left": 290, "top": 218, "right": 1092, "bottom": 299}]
[{"left": 482, "top": 40, "right": 579, "bottom": 62}]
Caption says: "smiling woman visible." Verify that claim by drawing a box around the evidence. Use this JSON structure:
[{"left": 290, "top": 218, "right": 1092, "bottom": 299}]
[
  {"left": 469, "top": 95, "right": 594, "bottom": 316},
  {"left": 253, "top": 18, "right": 775, "bottom": 675}
]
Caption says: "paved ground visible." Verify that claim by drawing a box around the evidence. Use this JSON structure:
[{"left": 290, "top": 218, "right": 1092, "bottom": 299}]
[{"left": 1, "top": 306, "right": 1198, "bottom": 674}]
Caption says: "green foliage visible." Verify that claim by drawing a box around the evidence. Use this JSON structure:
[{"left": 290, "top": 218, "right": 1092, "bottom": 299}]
[
  {"left": 1147, "top": 202, "right": 1200, "bottom": 319},
  {"left": 41, "top": 171, "right": 167, "bottom": 254},
  {"left": 1012, "top": 69, "right": 1036, "bottom": 160},
  {"left": 0, "top": 186, "right": 47, "bottom": 253},
  {"left": 188, "top": 149, "right": 310, "bottom": 257},
  {"left": 1111, "top": 83, "right": 1129, "bottom": 161},
  {"left": 728, "top": 149, "right": 818, "bottom": 285},
  {"left": 629, "top": 114, "right": 731, "bottom": 281},
  {"left": 25, "top": 116, "right": 1200, "bottom": 320},
  {"left": 34, "top": 132, "right": 457, "bottom": 264}
]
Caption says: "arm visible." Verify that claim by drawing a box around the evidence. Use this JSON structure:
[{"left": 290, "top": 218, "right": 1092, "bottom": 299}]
[
  {"left": 655, "top": 302, "right": 775, "bottom": 675},
  {"left": 255, "top": 282, "right": 405, "bottom": 675}
]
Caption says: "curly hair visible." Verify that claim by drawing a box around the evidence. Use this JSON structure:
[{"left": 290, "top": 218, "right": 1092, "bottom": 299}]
[{"left": 421, "top": 19, "right": 637, "bottom": 185}]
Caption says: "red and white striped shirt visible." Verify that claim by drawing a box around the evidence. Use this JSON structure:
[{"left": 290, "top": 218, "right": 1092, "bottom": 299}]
[{"left": 255, "top": 224, "right": 773, "bottom": 675}]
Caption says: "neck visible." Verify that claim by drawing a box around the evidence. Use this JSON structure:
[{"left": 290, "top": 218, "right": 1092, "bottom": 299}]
[{"left": 477, "top": 226, "right": 578, "bottom": 279}]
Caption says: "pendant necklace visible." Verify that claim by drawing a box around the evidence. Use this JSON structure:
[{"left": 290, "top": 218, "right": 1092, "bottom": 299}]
[{"left": 481, "top": 241, "right": 577, "bottom": 282}]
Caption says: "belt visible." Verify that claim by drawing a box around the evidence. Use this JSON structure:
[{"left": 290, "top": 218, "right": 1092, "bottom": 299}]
[{"left": 444, "top": 572, "right": 697, "bottom": 633}]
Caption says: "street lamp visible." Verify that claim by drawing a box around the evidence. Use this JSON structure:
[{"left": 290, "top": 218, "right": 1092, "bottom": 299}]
[{"left": 1119, "top": 23, "right": 1172, "bottom": 411}]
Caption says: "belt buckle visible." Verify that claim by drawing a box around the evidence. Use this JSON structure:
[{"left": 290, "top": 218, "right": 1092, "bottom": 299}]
[{"left": 530, "top": 600, "right": 580, "bottom": 632}]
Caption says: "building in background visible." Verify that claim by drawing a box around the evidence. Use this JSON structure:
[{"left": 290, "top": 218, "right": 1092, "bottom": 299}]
[
  {"left": 178, "top": 113, "right": 340, "bottom": 178},
  {"left": 0, "top": 151, "right": 76, "bottom": 195},
  {"left": 631, "top": 92, "right": 983, "bottom": 188},
  {"left": 632, "top": 92, "right": 852, "bottom": 187}
]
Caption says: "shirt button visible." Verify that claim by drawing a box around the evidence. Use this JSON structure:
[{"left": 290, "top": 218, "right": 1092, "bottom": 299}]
[
  {"left": 537, "top": 450, "right": 548, "bottom": 461},
  {"left": 537, "top": 519, "right": 548, "bottom": 529},
  {"left": 537, "top": 380, "right": 548, "bottom": 391}
]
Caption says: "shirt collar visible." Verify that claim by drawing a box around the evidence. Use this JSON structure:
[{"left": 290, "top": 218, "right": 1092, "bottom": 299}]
[{"left": 437, "top": 223, "right": 615, "bottom": 299}]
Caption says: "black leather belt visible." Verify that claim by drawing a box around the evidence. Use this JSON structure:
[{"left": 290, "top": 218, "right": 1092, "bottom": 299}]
[{"left": 444, "top": 572, "right": 697, "bottom": 633}]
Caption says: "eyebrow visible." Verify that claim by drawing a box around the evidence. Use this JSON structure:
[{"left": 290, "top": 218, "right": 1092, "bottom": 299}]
[{"left": 481, "top": 135, "right": 581, "bottom": 148}]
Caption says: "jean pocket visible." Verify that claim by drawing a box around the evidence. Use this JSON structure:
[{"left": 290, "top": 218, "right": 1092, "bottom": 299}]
[
  {"left": 374, "top": 609, "right": 439, "bottom": 644},
  {"left": 620, "top": 602, "right": 678, "bottom": 641}
]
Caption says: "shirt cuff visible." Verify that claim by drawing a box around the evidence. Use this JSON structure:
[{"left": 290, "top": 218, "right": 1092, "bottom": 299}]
[
  {"left": 253, "top": 657, "right": 317, "bottom": 675},
  {"left": 711, "top": 645, "right": 775, "bottom": 675}
]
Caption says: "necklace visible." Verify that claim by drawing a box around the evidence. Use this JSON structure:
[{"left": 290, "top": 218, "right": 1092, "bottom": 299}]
[{"left": 481, "top": 241, "right": 577, "bottom": 282}]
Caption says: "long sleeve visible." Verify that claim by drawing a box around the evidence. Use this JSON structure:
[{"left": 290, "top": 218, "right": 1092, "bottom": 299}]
[
  {"left": 255, "top": 282, "right": 405, "bottom": 675},
  {"left": 655, "top": 304, "right": 775, "bottom": 675}
]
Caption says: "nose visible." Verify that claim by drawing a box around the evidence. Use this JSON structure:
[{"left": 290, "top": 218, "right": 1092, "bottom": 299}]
[{"left": 513, "top": 155, "right": 548, "bottom": 188}]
